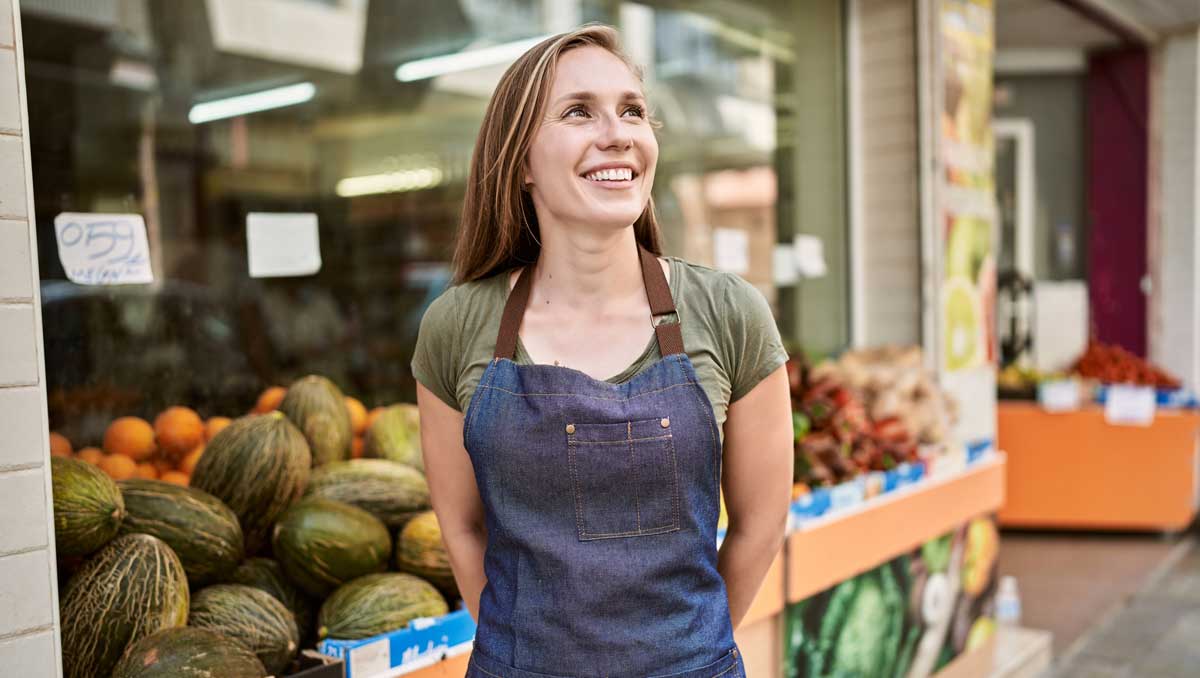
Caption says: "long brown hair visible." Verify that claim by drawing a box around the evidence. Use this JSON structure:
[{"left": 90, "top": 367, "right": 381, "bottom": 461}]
[{"left": 451, "top": 23, "right": 663, "bottom": 284}]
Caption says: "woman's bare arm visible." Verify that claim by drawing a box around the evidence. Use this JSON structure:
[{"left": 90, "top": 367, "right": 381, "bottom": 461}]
[
  {"left": 716, "top": 364, "right": 793, "bottom": 628},
  {"left": 416, "top": 381, "right": 488, "bottom": 621}
]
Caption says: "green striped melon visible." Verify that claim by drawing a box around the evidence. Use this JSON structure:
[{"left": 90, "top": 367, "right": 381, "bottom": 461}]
[
  {"left": 364, "top": 404, "right": 423, "bottom": 470},
  {"left": 189, "top": 584, "right": 299, "bottom": 676},
  {"left": 51, "top": 456, "right": 125, "bottom": 557},
  {"left": 111, "top": 627, "right": 267, "bottom": 678},
  {"left": 231, "top": 557, "right": 317, "bottom": 644},
  {"left": 318, "top": 573, "right": 449, "bottom": 640},
  {"left": 305, "top": 459, "right": 430, "bottom": 529},
  {"left": 191, "top": 412, "right": 311, "bottom": 555},
  {"left": 394, "top": 510, "right": 458, "bottom": 597},
  {"left": 117, "top": 478, "right": 243, "bottom": 587},
  {"left": 279, "top": 375, "right": 353, "bottom": 466},
  {"left": 60, "top": 533, "right": 188, "bottom": 678},
  {"left": 272, "top": 497, "right": 391, "bottom": 598}
]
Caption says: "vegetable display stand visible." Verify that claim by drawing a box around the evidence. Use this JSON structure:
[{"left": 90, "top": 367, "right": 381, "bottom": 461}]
[{"left": 997, "top": 402, "right": 1200, "bottom": 531}]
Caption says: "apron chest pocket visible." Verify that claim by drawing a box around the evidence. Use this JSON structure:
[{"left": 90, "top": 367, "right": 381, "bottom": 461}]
[{"left": 566, "top": 417, "right": 682, "bottom": 541}]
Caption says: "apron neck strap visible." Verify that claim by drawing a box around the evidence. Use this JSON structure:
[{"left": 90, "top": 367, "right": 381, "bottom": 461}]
[{"left": 494, "top": 242, "right": 685, "bottom": 360}]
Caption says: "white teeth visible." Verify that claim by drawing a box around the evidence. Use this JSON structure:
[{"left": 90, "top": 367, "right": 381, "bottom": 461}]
[{"left": 585, "top": 168, "right": 634, "bottom": 182}]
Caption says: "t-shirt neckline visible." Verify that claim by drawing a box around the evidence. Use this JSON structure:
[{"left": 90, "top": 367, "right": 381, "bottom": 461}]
[{"left": 509, "top": 256, "right": 679, "bottom": 385}]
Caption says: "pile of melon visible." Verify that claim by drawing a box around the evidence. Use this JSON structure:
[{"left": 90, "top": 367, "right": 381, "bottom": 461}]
[{"left": 50, "top": 375, "right": 454, "bottom": 678}]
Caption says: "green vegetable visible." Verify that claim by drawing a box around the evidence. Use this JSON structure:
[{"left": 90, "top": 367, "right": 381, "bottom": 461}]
[
  {"left": 922, "top": 535, "right": 953, "bottom": 573},
  {"left": 793, "top": 411, "right": 811, "bottom": 442}
]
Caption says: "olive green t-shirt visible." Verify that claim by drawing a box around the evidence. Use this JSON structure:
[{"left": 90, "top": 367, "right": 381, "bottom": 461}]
[{"left": 410, "top": 256, "right": 788, "bottom": 441}]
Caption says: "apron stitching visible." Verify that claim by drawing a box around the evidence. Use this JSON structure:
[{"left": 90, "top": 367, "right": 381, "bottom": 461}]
[
  {"left": 476, "top": 382, "right": 694, "bottom": 401},
  {"left": 667, "top": 434, "right": 682, "bottom": 529},
  {"left": 628, "top": 421, "right": 643, "bottom": 533},
  {"left": 573, "top": 434, "right": 671, "bottom": 445},
  {"left": 567, "top": 437, "right": 585, "bottom": 538}
]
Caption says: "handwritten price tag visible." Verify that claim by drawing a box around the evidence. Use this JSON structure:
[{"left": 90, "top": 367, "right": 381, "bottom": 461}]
[
  {"left": 53, "top": 213, "right": 153, "bottom": 286},
  {"left": 1105, "top": 385, "right": 1156, "bottom": 426},
  {"left": 1038, "top": 379, "right": 1081, "bottom": 412}
]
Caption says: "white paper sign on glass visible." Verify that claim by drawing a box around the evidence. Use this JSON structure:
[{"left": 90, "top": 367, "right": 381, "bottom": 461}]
[
  {"left": 1104, "top": 385, "right": 1156, "bottom": 426},
  {"left": 1038, "top": 379, "right": 1081, "bottom": 413},
  {"left": 793, "top": 234, "right": 828, "bottom": 278},
  {"left": 53, "top": 213, "right": 154, "bottom": 286},
  {"left": 712, "top": 227, "right": 749, "bottom": 274},
  {"left": 246, "top": 212, "right": 322, "bottom": 278},
  {"left": 772, "top": 244, "right": 799, "bottom": 286}
]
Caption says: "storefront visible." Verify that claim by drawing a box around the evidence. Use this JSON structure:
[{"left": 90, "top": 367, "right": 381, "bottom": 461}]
[{"left": 0, "top": 1, "right": 1010, "bottom": 676}]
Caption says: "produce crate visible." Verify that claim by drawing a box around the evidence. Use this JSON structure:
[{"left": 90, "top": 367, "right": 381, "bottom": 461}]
[
  {"left": 789, "top": 461, "right": 927, "bottom": 526},
  {"left": 287, "top": 656, "right": 346, "bottom": 678},
  {"left": 318, "top": 609, "right": 476, "bottom": 678}
]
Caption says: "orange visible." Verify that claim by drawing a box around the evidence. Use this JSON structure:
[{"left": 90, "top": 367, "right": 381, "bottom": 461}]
[
  {"left": 104, "top": 417, "right": 156, "bottom": 461},
  {"left": 160, "top": 471, "right": 190, "bottom": 487},
  {"left": 205, "top": 416, "right": 232, "bottom": 442},
  {"left": 351, "top": 436, "right": 364, "bottom": 459},
  {"left": 253, "top": 386, "right": 287, "bottom": 414},
  {"left": 345, "top": 397, "right": 368, "bottom": 436},
  {"left": 134, "top": 462, "right": 158, "bottom": 480},
  {"left": 99, "top": 454, "right": 138, "bottom": 481},
  {"left": 180, "top": 445, "right": 205, "bottom": 474},
  {"left": 76, "top": 447, "right": 104, "bottom": 465},
  {"left": 366, "top": 407, "right": 385, "bottom": 430},
  {"left": 153, "top": 458, "right": 174, "bottom": 475},
  {"left": 154, "top": 406, "right": 205, "bottom": 459},
  {"left": 49, "top": 431, "right": 73, "bottom": 458}
]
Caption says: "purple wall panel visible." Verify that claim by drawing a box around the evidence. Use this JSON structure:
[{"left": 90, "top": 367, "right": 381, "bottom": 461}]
[{"left": 1086, "top": 48, "right": 1148, "bottom": 356}]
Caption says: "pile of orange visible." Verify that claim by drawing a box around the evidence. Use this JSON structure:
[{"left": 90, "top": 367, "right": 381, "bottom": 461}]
[
  {"left": 50, "top": 406, "right": 231, "bottom": 487},
  {"left": 51, "top": 383, "right": 385, "bottom": 482}
]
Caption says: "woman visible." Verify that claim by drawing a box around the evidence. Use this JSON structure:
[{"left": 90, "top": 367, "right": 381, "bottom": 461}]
[{"left": 412, "top": 24, "right": 793, "bottom": 678}]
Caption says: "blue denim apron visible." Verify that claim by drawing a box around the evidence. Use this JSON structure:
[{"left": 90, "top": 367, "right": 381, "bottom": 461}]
[{"left": 461, "top": 244, "right": 745, "bottom": 678}]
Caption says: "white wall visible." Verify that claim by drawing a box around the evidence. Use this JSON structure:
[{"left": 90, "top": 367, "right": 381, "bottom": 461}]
[
  {"left": 1152, "top": 30, "right": 1200, "bottom": 390},
  {"left": 850, "top": 0, "right": 923, "bottom": 348},
  {"left": 0, "top": 1, "right": 62, "bottom": 676}
]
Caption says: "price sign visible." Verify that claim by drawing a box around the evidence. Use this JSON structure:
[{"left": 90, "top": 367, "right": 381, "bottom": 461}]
[
  {"left": 1104, "top": 385, "right": 1156, "bottom": 426},
  {"left": 1038, "top": 379, "right": 1081, "bottom": 413},
  {"left": 348, "top": 637, "right": 390, "bottom": 677},
  {"left": 247, "top": 212, "right": 322, "bottom": 278},
  {"left": 53, "top": 213, "right": 153, "bottom": 286}
]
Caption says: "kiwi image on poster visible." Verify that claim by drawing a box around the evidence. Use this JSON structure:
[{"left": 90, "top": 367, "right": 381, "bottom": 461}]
[{"left": 785, "top": 515, "right": 1000, "bottom": 678}]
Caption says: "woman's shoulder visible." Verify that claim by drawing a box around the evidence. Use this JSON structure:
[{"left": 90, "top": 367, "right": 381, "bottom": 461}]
[{"left": 666, "top": 256, "right": 763, "bottom": 312}]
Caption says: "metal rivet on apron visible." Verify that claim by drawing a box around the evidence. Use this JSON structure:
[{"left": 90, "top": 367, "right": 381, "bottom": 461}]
[
  {"left": 566, "top": 424, "right": 576, "bottom": 434},
  {"left": 660, "top": 417, "right": 670, "bottom": 428}
]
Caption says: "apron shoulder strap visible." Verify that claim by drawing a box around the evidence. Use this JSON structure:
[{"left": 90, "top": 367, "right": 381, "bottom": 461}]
[{"left": 494, "top": 242, "right": 685, "bottom": 359}]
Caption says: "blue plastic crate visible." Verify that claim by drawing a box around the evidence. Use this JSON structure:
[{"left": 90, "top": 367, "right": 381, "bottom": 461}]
[{"left": 318, "top": 609, "right": 476, "bottom": 678}]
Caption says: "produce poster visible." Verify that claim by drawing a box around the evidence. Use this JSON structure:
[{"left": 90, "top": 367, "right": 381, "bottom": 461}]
[
  {"left": 937, "top": 0, "right": 997, "bottom": 445},
  {"left": 784, "top": 515, "right": 999, "bottom": 678}
]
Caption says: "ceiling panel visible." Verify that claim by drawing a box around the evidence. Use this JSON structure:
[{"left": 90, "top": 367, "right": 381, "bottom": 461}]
[{"left": 996, "top": 0, "right": 1123, "bottom": 49}]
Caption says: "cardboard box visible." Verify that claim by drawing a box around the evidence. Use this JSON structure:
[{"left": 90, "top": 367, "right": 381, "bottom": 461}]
[{"left": 318, "top": 610, "right": 476, "bottom": 678}]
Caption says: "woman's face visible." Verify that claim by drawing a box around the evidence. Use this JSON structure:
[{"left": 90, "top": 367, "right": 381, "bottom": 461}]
[{"left": 524, "top": 46, "right": 658, "bottom": 234}]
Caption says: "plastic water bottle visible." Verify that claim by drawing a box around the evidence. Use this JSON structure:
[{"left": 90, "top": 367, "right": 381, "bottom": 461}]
[{"left": 995, "top": 575, "right": 1021, "bottom": 627}]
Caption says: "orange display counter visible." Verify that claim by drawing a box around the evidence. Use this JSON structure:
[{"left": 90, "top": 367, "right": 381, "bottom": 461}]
[{"left": 997, "top": 401, "right": 1200, "bottom": 531}]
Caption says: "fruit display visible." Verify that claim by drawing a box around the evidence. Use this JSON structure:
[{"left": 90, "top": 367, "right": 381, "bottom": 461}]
[
  {"left": 1073, "top": 339, "right": 1181, "bottom": 389},
  {"left": 272, "top": 497, "right": 394, "bottom": 599},
  {"left": 60, "top": 533, "right": 190, "bottom": 678},
  {"left": 317, "top": 572, "right": 449, "bottom": 641},
  {"left": 279, "top": 375, "right": 354, "bottom": 466},
  {"left": 788, "top": 353, "right": 938, "bottom": 489},
  {"left": 191, "top": 412, "right": 312, "bottom": 556},
  {"left": 188, "top": 584, "right": 300, "bottom": 675},
  {"left": 810, "top": 346, "right": 960, "bottom": 446},
  {"left": 111, "top": 627, "right": 268, "bottom": 678},
  {"left": 117, "top": 479, "right": 244, "bottom": 587},
  {"left": 48, "top": 375, "right": 460, "bottom": 676},
  {"left": 305, "top": 458, "right": 432, "bottom": 529}
]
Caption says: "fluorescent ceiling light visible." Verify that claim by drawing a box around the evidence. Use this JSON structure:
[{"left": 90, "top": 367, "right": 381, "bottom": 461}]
[
  {"left": 336, "top": 168, "right": 445, "bottom": 197},
  {"left": 188, "top": 82, "right": 316, "bottom": 124},
  {"left": 395, "top": 35, "right": 554, "bottom": 82}
]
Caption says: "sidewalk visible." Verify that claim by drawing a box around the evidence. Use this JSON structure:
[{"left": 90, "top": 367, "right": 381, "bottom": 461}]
[{"left": 1053, "top": 533, "right": 1199, "bottom": 677}]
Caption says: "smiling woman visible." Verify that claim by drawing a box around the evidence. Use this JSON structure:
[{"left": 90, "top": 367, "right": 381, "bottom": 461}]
[{"left": 412, "top": 23, "right": 793, "bottom": 678}]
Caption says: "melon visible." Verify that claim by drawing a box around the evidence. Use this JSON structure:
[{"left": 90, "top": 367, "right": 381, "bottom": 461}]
[
  {"left": 394, "top": 510, "right": 458, "bottom": 597},
  {"left": 51, "top": 456, "right": 125, "bottom": 557},
  {"left": 305, "top": 459, "right": 430, "bottom": 529},
  {"left": 111, "top": 627, "right": 267, "bottom": 678},
  {"left": 364, "top": 403, "right": 423, "bottom": 470},
  {"left": 189, "top": 584, "right": 299, "bottom": 676},
  {"left": 279, "top": 375, "right": 353, "bottom": 466},
  {"left": 231, "top": 557, "right": 318, "bottom": 644},
  {"left": 60, "top": 534, "right": 189, "bottom": 678},
  {"left": 190, "top": 412, "right": 311, "bottom": 555},
  {"left": 117, "top": 478, "right": 243, "bottom": 587},
  {"left": 318, "top": 573, "right": 448, "bottom": 640},
  {"left": 272, "top": 497, "right": 391, "bottom": 598}
]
